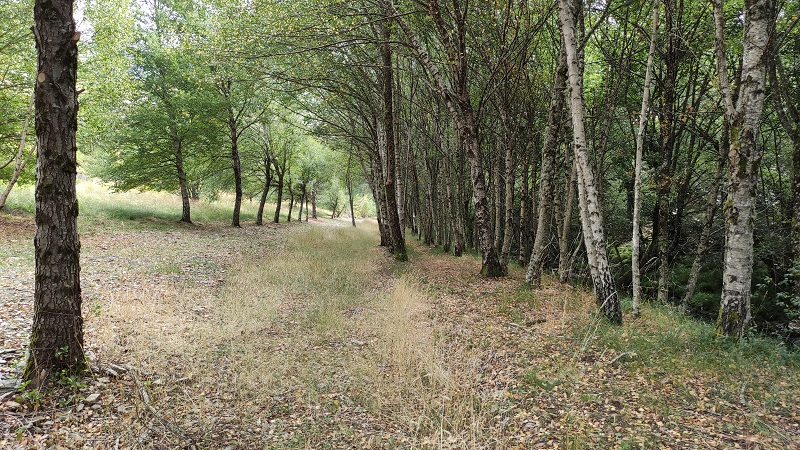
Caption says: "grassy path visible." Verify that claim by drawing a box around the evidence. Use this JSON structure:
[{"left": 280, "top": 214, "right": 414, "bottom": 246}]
[{"left": 1, "top": 197, "right": 799, "bottom": 448}]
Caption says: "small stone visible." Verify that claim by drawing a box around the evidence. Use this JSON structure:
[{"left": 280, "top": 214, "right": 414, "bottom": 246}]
[
  {"left": 75, "top": 403, "right": 84, "bottom": 412},
  {"left": 91, "top": 404, "right": 102, "bottom": 410},
  {"left": 85, "top": 393, "right": 101, "bottom": 404}
]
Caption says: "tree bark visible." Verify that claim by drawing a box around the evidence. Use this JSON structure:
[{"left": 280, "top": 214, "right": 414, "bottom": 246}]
[
  {"left": 712, "top": 0, "right": 772, "bottom": 337},
  {"left": 380, "top": 18, "right": 407, "bottom": 261},
  {"left": 559, "top": 156, "right": 577, "bottom": 283},
  {"left": 518, "top": 153, "right": 530, "bottom": 265},
  {"left": 25, "top": 0, "right": 86, "bottom": 385},
  {"left": 311, "top": 187, "right": 317, "bottom": 219},
  {"left": 500, "top": 108, "right": 516, "bottom": 266},
  {"left": 527, "top": 48, "right": 568, "bottom": 287},
  {"left": 559, "top": 0, "right": 621, "bottom": 323},
  {"left": 229, "top": 112, "right": 243, "bottom": 228},
  {"left": 255, "top": 156, "right": 271, "bottom": 226},
  {"left": 174, "top": 138, "right": 191, "bottom": 224},
  {"left": 632, "top": 0, "right": 660, "bottom": 316},
  {"left": 286, "top": 177, "right": 294, "bottom": 223},
  {"left": 273, "top": 170, "right": 284, "bottom": 223}
]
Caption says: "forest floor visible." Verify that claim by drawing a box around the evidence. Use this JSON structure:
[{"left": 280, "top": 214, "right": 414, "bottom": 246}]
[{"left": 1, "top": 190, "right": 799, "bottom": 449}]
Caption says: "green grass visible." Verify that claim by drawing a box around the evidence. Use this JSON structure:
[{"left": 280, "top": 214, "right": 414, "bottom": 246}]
[{"left": 3, "top": 180, "right": 296, "bottom": 230}]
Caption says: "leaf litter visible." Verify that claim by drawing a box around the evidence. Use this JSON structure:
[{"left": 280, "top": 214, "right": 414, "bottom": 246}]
[{"left": 0, "top": 212, "right": 797, "bottom": 449}]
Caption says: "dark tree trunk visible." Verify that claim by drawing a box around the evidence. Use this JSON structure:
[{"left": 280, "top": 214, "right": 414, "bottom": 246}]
[
  {"left": 286, "top": 178, "right": 294, "bottom": 223},
  {"left": 298, "top": 186, "right": 305, "bottom": 221},
  {"left": 256, "top": 160, "right": 271, "bottom": 226},
  {"left": 311, "top": 188, "right": 317, "bottom": 219},
  {"left": 273, "top": 171, "right": 284, "bottom": 223},
  {"left": 174, "top": 138, "right": 191, "bottom": 224},
  {"left": 559, "top": 158, "right": 577, "bottom": 283},
  {"left": 25, "top": 0, "right": 86, "bottom": 385},
  {"left": 655, "top": 0, "right": 680, "bottom": 305},
  {"left": 527, "top": 47, "right": 567, "bottom": 287},
  {"left": 229, "top": 115, "right": 243, "bottom": 228},
  {"left": 381, "top": 20, "right": 407, "bottom": 261},
  {"left": 347, "top": 177, "right": 356, "bottom": 227}
]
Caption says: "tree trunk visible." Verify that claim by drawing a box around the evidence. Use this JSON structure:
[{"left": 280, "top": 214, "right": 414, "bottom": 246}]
[
  {"left": 655, "top": 0, "right": 679, "bottom": 307},
  {"left": 713, "top": 0, "right": 771, "bottom": 337},
  {"left": 527, "top": 47, "right": 568, "bottom": 287},
  {"left": 559, "top": 0, "right": 621, "bottom": 323},
  {"left": 255, "top": 160, "right": 271, "bottom": 226},
  {"left": 381, "top": 19, "right": 407, "bottom": 261},
  {"left": 174, "top": 138, "right": 191, "bottom": 224},
  {"left": 273, "top": 171, "right": 284, "bottom": 223},
  {"left": 286, "top": 178, "right": 294, "bottom": 223},
  {"left": 681, "top": 127, "right": 727, "bottom": 311},
  {"left": 347, "top": 172, "right": 356, "bottom": 227},
  {"left": 632, "top": 1, "right": 660, "bottom": 316},
  {"left": 0, "top": 92, "right": 36, "bottom": 212},
  {"left": 518, "top": 153, "right": 530, "bottom": 265},
  {"left": 229, "top": 114, "right": 243, "bottom": 228},
  {"left": 559, "top": 158, "right": 577, "bottom": 283},
  {"left": 25, "top": 0, "right": 86, "bottom": 385},
  {"left": 256, "top": 184, "right": 269, "bottom": 225},
  {"left": 500, "top": 108, "right": 516, "bottom": 266},
  {"left": 298, "top": 186, "right": 305, "bottom": 221},
  {"left": 493, "top": 133, "right": 504, "bottom": 253},
  {"left": 311, "top": 188, "right": 317, "bottom": 219}
]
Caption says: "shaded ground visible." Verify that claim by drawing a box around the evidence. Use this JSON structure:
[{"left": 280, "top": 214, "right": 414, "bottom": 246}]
[{"left": 0, "top": 211, "right": 798, "bottom": 449}]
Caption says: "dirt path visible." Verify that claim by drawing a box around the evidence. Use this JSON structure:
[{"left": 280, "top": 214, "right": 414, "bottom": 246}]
[{"left": 1, "top": 215, "right": 798, "bottom": 449}]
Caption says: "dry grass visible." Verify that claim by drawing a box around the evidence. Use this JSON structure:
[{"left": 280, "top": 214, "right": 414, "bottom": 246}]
[{"left": 4, "top": 191, "right": 798, "bottom": 448}]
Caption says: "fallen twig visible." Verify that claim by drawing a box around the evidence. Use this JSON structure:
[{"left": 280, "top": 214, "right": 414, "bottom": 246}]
[{"left": 130, "top": 370, "right": 198, "bottom": 448}]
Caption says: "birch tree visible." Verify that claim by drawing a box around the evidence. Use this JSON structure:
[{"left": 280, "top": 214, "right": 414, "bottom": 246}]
[
  {"left": 712, "top": 0, "right": 773, "bottom": 337},
  {"left": 558, "top": 0, "right": 622, "bottom": 323}
]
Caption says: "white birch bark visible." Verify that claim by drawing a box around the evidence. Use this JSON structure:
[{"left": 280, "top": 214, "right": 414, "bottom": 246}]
[
  {"left": 558, "top": 0, "right": 622, "bottom": 323},
  {"left": 712, "top": 0, "right": 772, "bottom": 337}
]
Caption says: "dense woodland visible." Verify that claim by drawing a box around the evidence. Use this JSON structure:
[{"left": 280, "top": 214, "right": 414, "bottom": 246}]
[{"left": 1, "top": 0, "right": 800, "bottom": 384}]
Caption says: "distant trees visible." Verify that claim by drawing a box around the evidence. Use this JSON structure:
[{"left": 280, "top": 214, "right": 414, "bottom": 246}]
[{"left": 0, "top": 0, "right": 36, "bottom": 209}]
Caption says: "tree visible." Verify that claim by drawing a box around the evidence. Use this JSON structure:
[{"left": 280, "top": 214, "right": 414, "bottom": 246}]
[
  {"left": 0, "top": 93, "right": 36, "bottom": 212},
  {"left": 713, "top": 0, "right": 773, "bottom": 337},
  {"left": 378, "top": 14, "right": 407, "bottom": 261},
  {"left": 559, "top": 0, "right": 622, "bottom": 323},
  {"left": 386, "top": 0, "right": 505, "bottom": 276},
  {"left": 631, "top": 0, "right": 660, "bottom": 316},
  {"left": 92, "top": 0, "right": 222, "bottom": 223},
  {"left": 25, "top": 0, "right": 86, "bottom": 385}
]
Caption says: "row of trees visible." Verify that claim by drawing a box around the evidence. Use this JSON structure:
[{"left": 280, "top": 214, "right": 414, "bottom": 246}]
[
  {"left": 6, "top": 0, "right": 799, "bottom": 383},
  {"left": 252, "top": 0, "right": 792, "bottom": 338}
]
